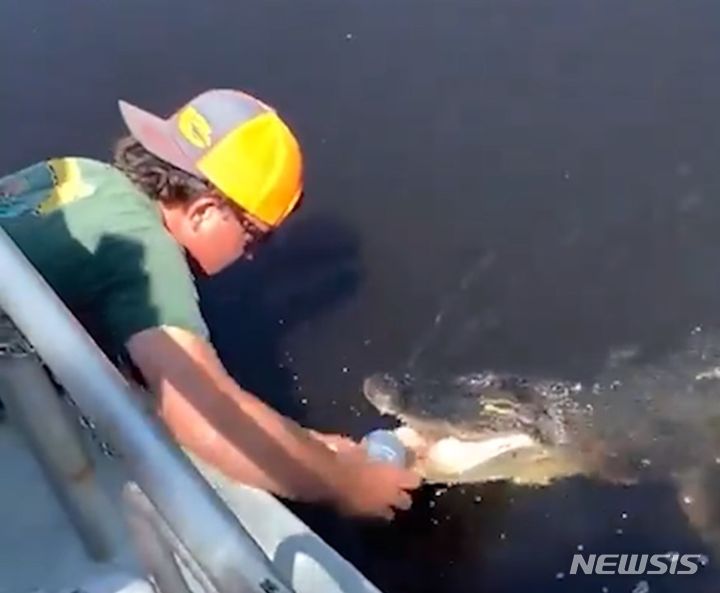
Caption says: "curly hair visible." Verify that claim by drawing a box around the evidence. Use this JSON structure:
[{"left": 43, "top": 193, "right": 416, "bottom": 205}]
[
  {"left": 112, "top": 136, "right": 269, "bottom": 248},
  {"left": 112, "top": 136, "right": 212, "bottom": 203}
]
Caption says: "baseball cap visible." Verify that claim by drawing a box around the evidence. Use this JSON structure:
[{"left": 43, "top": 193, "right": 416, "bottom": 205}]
[{"left": 119, "top": 89, "right": 303, "bottom": 228}]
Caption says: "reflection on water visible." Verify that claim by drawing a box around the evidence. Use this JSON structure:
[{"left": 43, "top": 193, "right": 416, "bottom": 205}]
[{"left": 580, "top": 327, "right": 720, "bottom": 482}]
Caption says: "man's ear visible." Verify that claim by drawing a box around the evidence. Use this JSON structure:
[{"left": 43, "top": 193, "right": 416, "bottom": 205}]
[{"left": 185, "top": 194, "right": 223, "bottom": 231}]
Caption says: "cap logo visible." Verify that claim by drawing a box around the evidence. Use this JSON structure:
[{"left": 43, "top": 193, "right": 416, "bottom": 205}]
[{"left": 177, "top": 106, "right": 213, "bottom": 149}]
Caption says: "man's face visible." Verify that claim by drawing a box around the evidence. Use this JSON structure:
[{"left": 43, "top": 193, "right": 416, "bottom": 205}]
[{"left": 164, "top": 194, "right": 273, "bottom": 275}]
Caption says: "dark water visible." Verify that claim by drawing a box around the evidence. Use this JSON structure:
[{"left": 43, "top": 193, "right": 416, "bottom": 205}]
[{"left": 4, "top": 0, "right": 720, "bottom": 590}]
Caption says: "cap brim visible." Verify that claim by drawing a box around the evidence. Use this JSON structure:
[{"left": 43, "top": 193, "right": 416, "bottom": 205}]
[{"left": 118, "top": 100, "right": 201, "bottom": 176}]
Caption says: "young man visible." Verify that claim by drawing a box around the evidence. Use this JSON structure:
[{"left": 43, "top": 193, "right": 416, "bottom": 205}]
[{"left": 0, "top": 89, "right": 419, "bottom": 520}]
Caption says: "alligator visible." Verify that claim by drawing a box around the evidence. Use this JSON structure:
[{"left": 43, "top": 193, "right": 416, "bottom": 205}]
[
  {"left": 363, "top": 330, "right": 720, "bottom": 547},
  {"left": 363, "top": 371, "right": 599, "bottom": 486}
]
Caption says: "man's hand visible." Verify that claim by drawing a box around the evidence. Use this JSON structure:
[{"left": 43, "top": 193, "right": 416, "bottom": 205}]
[
  {"left": 309, "top": 430, "right": 422, "bottom": 519},
  {"left": 330, "top": 447, "right": 422, "bottom": 520}
]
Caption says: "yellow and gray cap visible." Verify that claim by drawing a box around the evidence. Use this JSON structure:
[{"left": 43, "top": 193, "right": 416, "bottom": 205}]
[{"left": 119, "top": 89, "right": 303, "bottom": 227}]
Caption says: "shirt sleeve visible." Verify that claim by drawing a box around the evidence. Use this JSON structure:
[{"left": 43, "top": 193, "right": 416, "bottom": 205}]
[
  {"left": 96, "top": 228, "right": 210, "bottom": 354},
  {"left": 0, "top": 161, "right": 55, "bottom": 218}
]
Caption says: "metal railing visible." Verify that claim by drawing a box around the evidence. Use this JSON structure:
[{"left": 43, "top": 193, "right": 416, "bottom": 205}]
[{"left": 0, "top": 226, "right": 295, "bottom": 593}]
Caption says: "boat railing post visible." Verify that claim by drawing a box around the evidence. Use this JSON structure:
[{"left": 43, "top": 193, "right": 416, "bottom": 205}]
[
  {"left": 123, "top": 481, "right": 198, "bottom": 593},
  {"left": 0, "top": 349, "right": 120, "bottom": 561}
]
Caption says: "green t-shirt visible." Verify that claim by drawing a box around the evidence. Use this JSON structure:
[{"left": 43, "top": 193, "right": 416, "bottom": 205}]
[{"left": 0, "top": 157, "right": 209, "bottom": 357}]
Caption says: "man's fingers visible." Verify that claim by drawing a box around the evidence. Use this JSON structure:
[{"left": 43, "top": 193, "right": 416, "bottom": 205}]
[
  {"left": 398, "top": 469, "right": 422, "bottom": 489},
  {"left": 394, "top": 491, "right": 413, "bottom": 511},
  {"left": 333, "top": 436, "right": 360, "bottom": 453},
  {"left": 381, "top": 507, "right": 396, "bottom": 521},
  {"left": 308, "top": 430, "right": 359, "bottom": 453}
]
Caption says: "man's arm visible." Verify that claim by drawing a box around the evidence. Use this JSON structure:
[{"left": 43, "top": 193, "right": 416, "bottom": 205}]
[{"left": 127, "top": 326, "right": 420, "bottom": 518}]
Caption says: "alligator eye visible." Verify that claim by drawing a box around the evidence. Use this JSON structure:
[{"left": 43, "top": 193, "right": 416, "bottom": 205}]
[
  {"left": 475, "top": 372, "right": 496, "bottom": 386},
  {"left": 550, "top": 383, "right": 569, "bottom": 396},
  {"left": 460, "top": 373, "right": 496, "bottom": 390}
]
